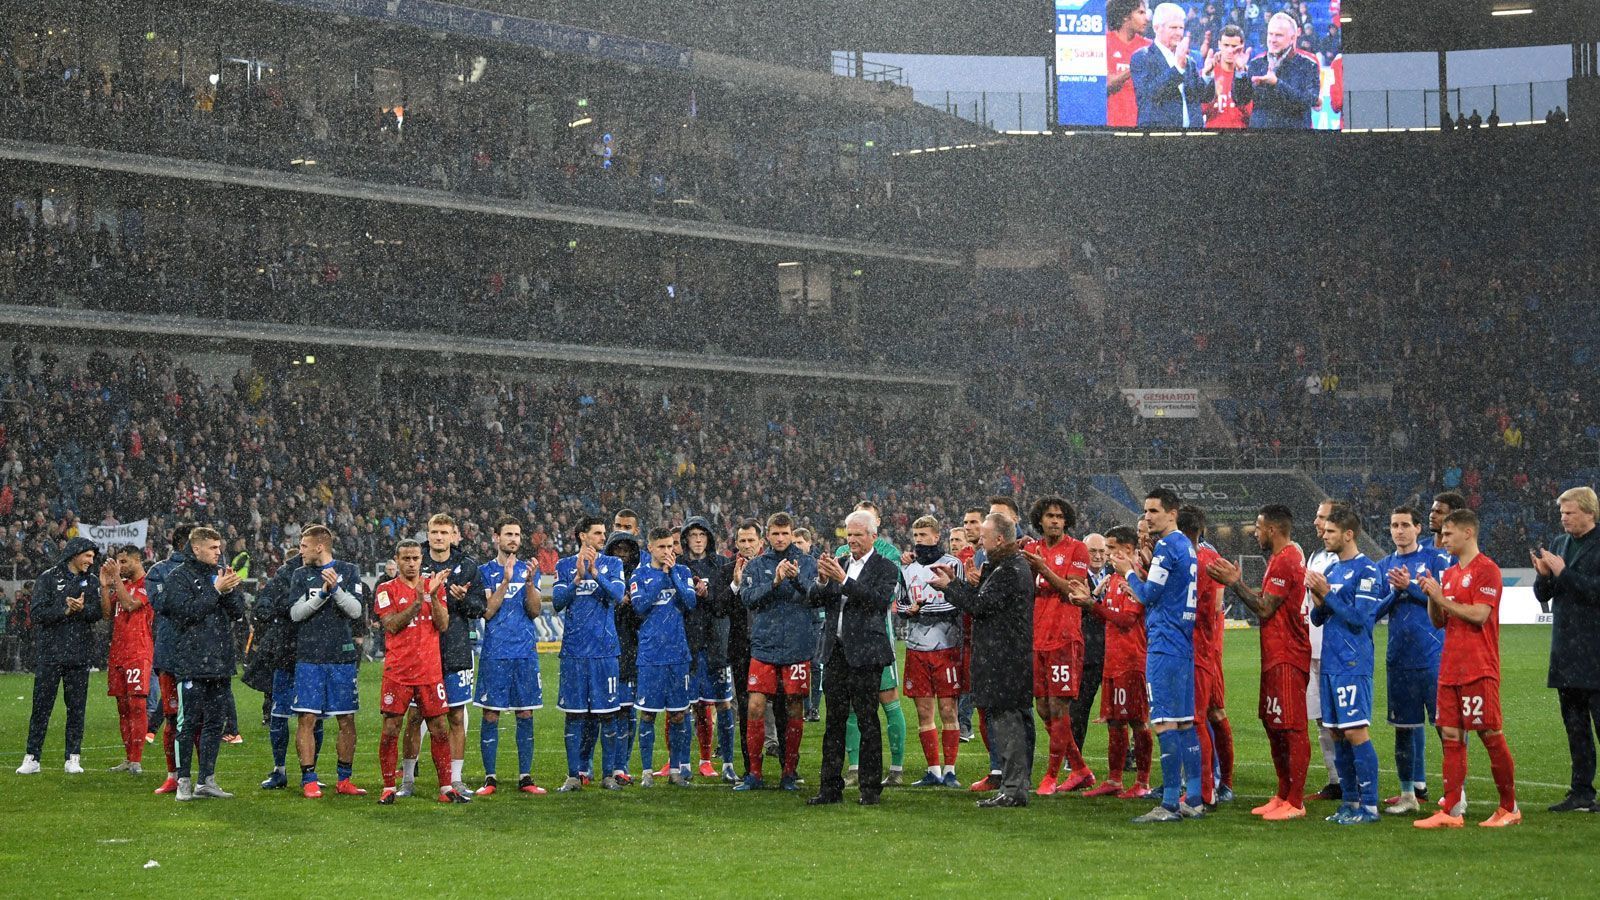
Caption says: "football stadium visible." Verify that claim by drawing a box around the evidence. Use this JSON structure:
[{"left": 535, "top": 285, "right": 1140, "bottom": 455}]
[{"left": 2, "top": 0, "right": 1599, "bottom": 894}]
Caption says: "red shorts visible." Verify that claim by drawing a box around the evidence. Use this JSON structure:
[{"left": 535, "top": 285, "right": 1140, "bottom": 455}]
[
  {"left": 903, "top": 648, "right": 963, "bottom": 698},
  {"left": 1195, "top": 665, "right": 1225, "bottom": 717},
  {"left": 1437, "top": 678, "right": 1502, "bottom": 731},
  {"left": 108, "top": 660, "right": 152, "bottom": 698},
  {"left": 1258, "top": 664, "right": 1309, "bottom": 732},
  {"left": 1101, "top": 670, "right": 1149, "bottom": 722},
  {"left": 381, "top": 678, "right": 448, "bottom": 719},
  {"left": 1033, "top": 643, "right": 1083, "bottom": 699},
  {"left": 747, "top": 659, "right": 811, "bottom": 696},
  {"left": 159, "top": 671, "right": 179, "bottom": 716}
]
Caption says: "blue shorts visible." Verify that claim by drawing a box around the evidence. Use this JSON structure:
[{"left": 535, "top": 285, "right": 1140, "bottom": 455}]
[
  {"left": 270, "top": 668, "right": 298, "bottom": 719},
  {"left": 1387, "top": 665, "right": 1437, "bottom": 727},
  {"left": 636, "top": 662, "right": 693, "bottom": 713},
  {"left": 1320, "top": 672, "right": 1374, "bottom": 729},
  {"left": 557, "top": 656, "right": 621, "bottom": 714},
  {"left": 1145, "top": 653, "right": 1195, "bottom": 725},
  {"left": 617, "top": 677, "right": 636, "bottom": 709},
  {"left": 291, "top": 662, "right": 359, "bottom": 717},
  {"left": 475, "top": 657, "right": 544, "bottom": 711},
  {"left": 692, "top": 653, "right": 734, "bottom": 704},
  {"left": 443, "top": 669, "right": 475, "bottom": 708}
]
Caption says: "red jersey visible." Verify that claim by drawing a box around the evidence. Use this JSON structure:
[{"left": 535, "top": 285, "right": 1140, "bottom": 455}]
[
  {"left": 108, "top": 576, "right": 153, "bottom": 667},
  {"left": 1192, "top": 545, "right": 1224, "bottom": 677},
  {"left": 1259, "top": 544, "right": 1310, "bottom": 673},
  {"left": 375, "top": 577, "right": 444, "bottom": 685},
  {"left": 1027, "top": 535, "right": 1091, "bottom": 650},
  {"left": 1092, "top": 573, "right": 1146, "bottom": 678},
  {"left": 1203, "top": 69, "right": 1250, "bottom": 128},
  {"left": 1439, "top": 553, "right": 1502, "bottom": 685},
  {"left": 1106, "top": 31, "right": 1152, "bottom": 127}
]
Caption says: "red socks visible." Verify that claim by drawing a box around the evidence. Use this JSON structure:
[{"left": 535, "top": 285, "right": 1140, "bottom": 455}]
[
  {"left": 919, "top": 728, "right": 940, "bottom": 769},
  {"left": 1134, "top": 727, "right": 1153, "bottom": 783},
  {"left": 941, "top": 728, "right": 959, "bottom": 769},
  {"left": 429, "top": 732, "right": 453, "bottom": 788},
  {"left": 1442, "top": 737, "right": 1468, "bottom": 813},
  {"left": 697, "top": 706, "right": 714, "bottom": 761},
  {"left": 1214, "top": 718, "right": 1234, "bottom": 788},
  {"left": 1046, "top": 715, "right": 1086, "bottom": 777},
  {"left": 1286, "top": 729, "right": 1310, "bottom": 807},
  {"left": 746, "top": 723, "right": 766, "bottom": 779},
  {"left": 1107, "top": 723, "right": 1128, "bottom": 781},
  {"left": 380, "top": 733, "right": 399, "bottom": 788},
  {"left": 1481, "top": 732, "right": 1517, "bottom": 810},
  {"left": 126, "top": 697, "right": 147, "bottom": 762},
  {"left": 162, "top": 717, "right": 177, "bottom": 772},
  {"left": 1197, "top": 717, "right": 1216, "bottom": 802},
  {"left": 1267, "top": 730, "right": 1290, "bottom": 800},
  {"left": 782, "top": 716, "right": 803, "bottom": 778}
]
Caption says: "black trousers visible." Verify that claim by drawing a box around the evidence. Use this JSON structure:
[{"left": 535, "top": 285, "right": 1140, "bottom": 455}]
[
  {"left": 1070, "top": 640, "right": 1105, "bottom": 749},
  {"left": 819, "top": 643, "right": 884, "bottom": 799},
  {"left": 733, "top": 653, "right": 751, "bottom": 771},
  {"left": 176, "top": 677, "right": 231, "bottom": 781},
  {"left": 1559, "top": 687, "right": 1600, "bottom": 802},
  {"left": 986, "top": 706, "right": 1035, "bottom": 800},
  {"left": 26, "top": 664, "right": 89, "bottom": 758}
]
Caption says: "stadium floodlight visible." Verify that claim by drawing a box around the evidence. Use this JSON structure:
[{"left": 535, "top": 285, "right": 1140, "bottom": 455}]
[
  {"left": 777, "top": 261, "right": 802, "bottom": 267},
  {"left": 568, "top": 117, "right": 593, "bottom": 127},
  {"left": 1490, "top": 6, "right": 1533, "bottom": 14}
]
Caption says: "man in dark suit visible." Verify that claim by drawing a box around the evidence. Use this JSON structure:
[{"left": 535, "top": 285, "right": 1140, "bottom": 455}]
[
  {"left": 1246, "top": 12, "right": 1320, "bottom": 129},
  {"left": 932, "top": 513, "right": 1037, "bottom": 808},
  {"left": 1131, "top": 2, "right": 1214, "bottom": 128},
  {"left": 1534, "top": 486, "right": 1600, "bottom": 812},
  {"left": 807, "top": 510, "right": 899, "bottom": 805}
]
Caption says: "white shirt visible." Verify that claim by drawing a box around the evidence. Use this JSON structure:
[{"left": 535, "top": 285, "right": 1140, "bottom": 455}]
[{"left": 840, "top": 550, "right": 874, "bottom": 638}]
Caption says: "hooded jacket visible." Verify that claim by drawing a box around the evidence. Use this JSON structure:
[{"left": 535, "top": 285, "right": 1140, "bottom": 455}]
[
  {"left": 740, "top": 542, "right": 819, "bottom": 666},
  {"left": 680, "top": 517, "right": 733, "bottom": 668},
  {"left": 31, "top": 537, "right": 104, "bottom": 668},
  {"left": 163, "top": 555, "right": 249, "bottom": 680},
  {"left": 606, "top": 531, "right": 644, "bottom": 683}
]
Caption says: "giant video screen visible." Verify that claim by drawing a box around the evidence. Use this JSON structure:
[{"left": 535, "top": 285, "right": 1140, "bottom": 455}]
[{"left": 1055, "top": 0, "right": 1343, "bottom": 129}]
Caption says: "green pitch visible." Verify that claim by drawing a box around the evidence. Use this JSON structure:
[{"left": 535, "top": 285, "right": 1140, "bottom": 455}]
[{"left": 1, "top": 626, "right": 1594, "bottom": 897}]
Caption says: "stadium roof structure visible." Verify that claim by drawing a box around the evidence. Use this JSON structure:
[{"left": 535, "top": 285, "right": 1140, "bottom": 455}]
[{"left": 444, "top": 0, "right": 1597, "bottom": 60}]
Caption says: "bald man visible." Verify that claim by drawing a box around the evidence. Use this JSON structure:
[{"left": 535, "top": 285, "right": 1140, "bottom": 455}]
[
  {"left": 1071, "top": 534, "right": 1109, "bottom": 748},
  {"left": 1246, "top": 12, "right": 1319, "bottom": 128}
]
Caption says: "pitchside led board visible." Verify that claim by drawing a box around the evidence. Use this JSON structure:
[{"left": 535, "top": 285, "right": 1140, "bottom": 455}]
[{"left": 1055, "top": 0, "right": 1344, "bottom": 129}]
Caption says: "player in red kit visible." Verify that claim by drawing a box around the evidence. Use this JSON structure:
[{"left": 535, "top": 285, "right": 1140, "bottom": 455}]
[
  {"left": 1105, "top": 0, "right": 1152, "bottom": 128},
  {"left": 1202, "top": 25, "right": 1253, "bottom": 128},
  {"left": 100, "top": 545, "right": 153, "bottom": 774},
  {"left": 1020, "top": 497, "right": 1095, "bottom": 795},
  {"left": 1416, "top": 510, "right": 1520, "bottom": 828},
  {"left": 1072, "top": 526, "right": 1152, "bottom": 798},
  {"left": 373, "top": 540, "right": 460, "bottom": 804},
  {"left": 1208, "top": 504, "right": 1311, "bottom": 820},
  {"left": 1180, "top": 507, "right": 1234, "bottom": 807}
]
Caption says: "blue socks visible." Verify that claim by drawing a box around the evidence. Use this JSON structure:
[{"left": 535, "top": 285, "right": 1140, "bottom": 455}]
[
  {"left": 516, "top": 715, "right": 534, "bottom": 777},
  {"left": 1353, "top": 740, "right": 1380, "bottom": 810},
  {"left": 639, "top": 717, "right": 657, "bottom": 772},
  {"left": 1410, "top": 727, "right": 1428, "bottom": 789},
  {"left": 716, "top": 706, "right": 735, "bottom": 764},
  {"left": 1179, "top": 727, "right": 1202, "bottom": 804},
  {"left": 1335, "top": 740, "right": 1358, "bottom": 803},
  {"left": 601, "top": 715, "right": 621, "bottom": 777},
  {"left": 564, "top": 715, "right": 584, "bottom": 777},
  {"left": 620, "top": 707, "right": 638, "bottom": 775},
  {"left": 336, "top": 760, "right": 352, "bottom": 782},
  {"left": 269, "top": 717, "right": 289, "bottom": 768},
  {"left": 1395, "top": 727, "right": 1414, "bottom": 793},
  {"left": 670, "top": 716, "right": 690, "bottom": 772},
  {"left": 481, "top": 717, "right": 500, "bottom": 777},
  {"left": 1157, "top": 730, "right": 1183, "bottom": 810},
  {"left": 579, "top": 716, "right": 600, "bottom": 775}
]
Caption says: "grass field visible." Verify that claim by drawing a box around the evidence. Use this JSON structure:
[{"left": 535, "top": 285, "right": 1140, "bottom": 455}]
[{"left": 2, "top": 625, "right": 1597, "bottom": 897}]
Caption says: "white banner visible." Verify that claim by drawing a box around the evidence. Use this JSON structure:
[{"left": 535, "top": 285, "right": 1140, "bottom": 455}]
[
  {"left": 1500, "top": 586, "right": 1552, "bottom": 625},
  {"left": 1121, "top": 388, "right": 1200, "bottom": 419},
  {"left": 84, "top": 519, "right": 149, "bottom": 554}
]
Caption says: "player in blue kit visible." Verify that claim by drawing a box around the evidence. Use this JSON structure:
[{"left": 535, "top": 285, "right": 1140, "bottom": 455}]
[
  {"left": 1305, "top": 506, "right": 1386, "bottom": 825},
  {"left": 1112, "top": 488, "right": 1203, "bottom": 824},
  {"left": 605, "top": 530, "right": 645, "bottom": 784},
  {"left": 1374, "top": 506, "right": 1449, "bottom": 814},
  {"left": 552, "top": 516, "right": 627, "bottom": 791},
  {"left": 631, "top": 528, "right": 699, "bottom": 787},
  {"left": 283, "top": 525, "right": 367, "bottom": 798},
  {"left": 475, "top": 516, "right": 546, "bottom": 796}
]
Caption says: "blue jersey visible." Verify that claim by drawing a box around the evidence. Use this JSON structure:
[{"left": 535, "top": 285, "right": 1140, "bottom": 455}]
[
  {"left": 1310, "top": 554, "right": 1383, "bottom": 677},
  {"left": 1374, "top": 548, "right": 1448, "bottom": 670},
  {"left": 630, "top": 564, "right": 698, "bottom": 667},
  {"left": 479, "top": 558, "right": 539, "bottom": 660},
  {"left": 1127, "top": 530, "right": 1197, "bottom": 660},
  {"left": 552, "top": 553, "right": 626, "bottom": 659},
  {"left": 284, "top": 559, "right": 366, "bottom": 664}
]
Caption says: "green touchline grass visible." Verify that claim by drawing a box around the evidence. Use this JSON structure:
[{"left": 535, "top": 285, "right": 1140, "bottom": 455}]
[{"left": 1, "top": 625, "right": 1594, "bottom": 898}]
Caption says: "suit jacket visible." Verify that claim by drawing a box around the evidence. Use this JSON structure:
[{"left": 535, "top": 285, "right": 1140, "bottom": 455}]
[
  {"left": 1246, "top": 50, "right": 1319, "bottom": 129},
  {"left": 1131, "top": 44, "right": 1214, "bottom": 128},
  {"left": 808, "top": 551, "right": 898, "bottom": 670},
  {"left": 1536, "top": 527, "right": 1600, "bottom": 690},
  {"left": 941, "top": 550, "right": 1035, "bottom": 710}
]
